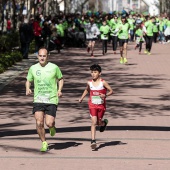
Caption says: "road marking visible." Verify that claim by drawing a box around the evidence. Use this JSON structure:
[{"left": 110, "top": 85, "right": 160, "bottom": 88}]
[{"left": 0, "top": 156, "right": 170, "bottom": 160}]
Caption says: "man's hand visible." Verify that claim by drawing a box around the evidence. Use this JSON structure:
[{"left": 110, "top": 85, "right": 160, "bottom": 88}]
[
  {"left": 26, "top": 88, "right": 32, "bottom": 95},
  {"left": 57, "top": 91, "right": 62, "bottom": 97}
]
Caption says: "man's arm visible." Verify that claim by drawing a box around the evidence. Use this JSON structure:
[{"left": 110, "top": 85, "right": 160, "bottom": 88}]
[
  {"left": 57, "top": 78, "right": 64, "bottom": 97},
  {"left": 25, "top": 80, "right": 32, "bottom": 95}
]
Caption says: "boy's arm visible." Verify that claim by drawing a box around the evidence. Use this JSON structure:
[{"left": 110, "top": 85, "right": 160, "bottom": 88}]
[
  {"left": 79, "top": 83, "right": 89, "bottom": 103},
  {"left": 100, "top": 80, "right": 113, "bottom": 99}
]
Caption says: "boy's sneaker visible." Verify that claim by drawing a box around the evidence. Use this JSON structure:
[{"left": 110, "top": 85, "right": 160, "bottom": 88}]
[
  {"left": 49, "top": 127, "right": 56, "bottom": 137},
  {"left": 40, "top": 141, "right": 49, "bottom": 152},
  {"left": 100, "top": 119, "right": 108, "bottom": 132},
  {"left": 91, "top": 140, "right": 97, "bottom": 150}
]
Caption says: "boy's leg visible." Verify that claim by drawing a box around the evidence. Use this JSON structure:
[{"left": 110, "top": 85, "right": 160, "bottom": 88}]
[
  {"left": 91, "top": 116, "right": 97, "bottom": 140},
  {"left": 91, "top": 116, "right": 97, "bottom": 150}
]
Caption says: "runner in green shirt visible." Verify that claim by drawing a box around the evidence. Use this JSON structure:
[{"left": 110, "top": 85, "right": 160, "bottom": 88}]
[
  {"left": 100, "top": 20, "right": 110, "bottom": 55},
  {"left": 26, "top": 47, "right": 64, "bottom": 152},
  {"left": 144, "top": 16, "right": 154, "bottom": 55},
  {"left": 117, "top": 16, "right": 130, "bottom": 64}
]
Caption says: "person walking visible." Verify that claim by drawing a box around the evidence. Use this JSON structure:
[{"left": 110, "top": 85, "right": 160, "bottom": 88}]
[
  {"left": 25, "top": 47, "right": 64, "bottom": 152},
  {"left": 19, "top": 18, "right": 34, "bottom": 59}
]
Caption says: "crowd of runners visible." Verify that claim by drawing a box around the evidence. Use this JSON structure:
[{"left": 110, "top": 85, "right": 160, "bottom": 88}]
[
  {"left": 19, "top": 11, "right": 170, "bottom": 63},
  {"left": 24, "top": 10, "right": 170, "bottom": 152}
]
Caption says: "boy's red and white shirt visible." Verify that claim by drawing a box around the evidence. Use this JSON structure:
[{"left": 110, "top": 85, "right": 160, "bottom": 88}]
[{"left": 88, "top": 79, "right": 107, "bottom": 106}]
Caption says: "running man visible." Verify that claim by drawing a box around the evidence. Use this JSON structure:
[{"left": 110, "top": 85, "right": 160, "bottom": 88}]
[
  {"left": 117, "top": 16, "right": 130, "bottom": 64},
  {"left": 79, "top": 64, "right": 113, "bottom": 150},
  {"left": 25, "top": 47, "right": 64, "bottom": 152}
]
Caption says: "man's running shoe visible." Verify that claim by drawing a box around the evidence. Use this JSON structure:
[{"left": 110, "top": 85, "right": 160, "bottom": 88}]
[
  {"left": 120, "top": 58, "right": 124, "bottom": 64},
  {"left": 123, "top": 57, "right": 128, "bottom": 64},
  {"left": 40, "top": 141, "right": 49, "bottom": 152},
  {"left": 91, "top": 140, "right": 97, "bottom": 150},
  {"left": 87, "top": 47, "right": 90, "bottom": 53},
  {"left": 147, "top": 52, "right": 151, "bottom": 55},
  {"left": 49, "top": 127, "right": 56, "bottom": 137},
  {"left": 100, "top": 119, "right": 108, "bottom": 132},
  {"left": 144, "top": 50, "right": 148, "bottom": 54}
]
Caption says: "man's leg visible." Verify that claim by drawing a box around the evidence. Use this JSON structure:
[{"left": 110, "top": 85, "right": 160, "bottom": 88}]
[
  {"left": 35, "top": 111, "right": 48, "bottom": 152},
  {"left": 45, "top": 114, "right": 56, "bottom": 137},
  {"left": 35, "top": 111, "right": 45, "bottom": 142}
]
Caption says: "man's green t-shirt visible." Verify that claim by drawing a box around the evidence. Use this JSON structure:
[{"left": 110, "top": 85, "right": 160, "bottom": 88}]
[
  {"left": 27, "top": 62, "right": 63, "bottom": 105},
  {"left": 145, "top": 20, "right": 154, "bottom": 36},
  {"left": 100, "top": 25, "right": 110, "bottom": 40},
  {"left": 118, "top": 22, "right": 130, "bottom": 39}
]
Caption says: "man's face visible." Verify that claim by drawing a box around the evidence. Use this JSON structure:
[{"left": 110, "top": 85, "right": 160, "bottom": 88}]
[{"left": 38, "top": 49, "right": 48, "bottom": 66}]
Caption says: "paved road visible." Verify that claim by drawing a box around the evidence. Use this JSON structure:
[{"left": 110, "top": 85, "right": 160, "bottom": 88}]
[{"left": 0, "top": 42, "right": 170, "bottom": 170}]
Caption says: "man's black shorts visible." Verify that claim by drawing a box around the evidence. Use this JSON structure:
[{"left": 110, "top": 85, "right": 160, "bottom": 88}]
[
  {"left": 119, "top": 39, "right": 128, "bottom": 47},
  {"left": 32, "top": 103, "right": 57, "bottom": 117}
]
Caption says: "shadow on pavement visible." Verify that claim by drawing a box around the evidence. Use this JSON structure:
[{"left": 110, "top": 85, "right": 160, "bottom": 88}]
[
  {"left": 95, "top": 141, "right": 127, "bottom": 151},
  {"left": 49, "top": 142, "right": 82, "bottom": 150},
  {"left": 1, "top": 125, "right": 170, "bottom": 138}
]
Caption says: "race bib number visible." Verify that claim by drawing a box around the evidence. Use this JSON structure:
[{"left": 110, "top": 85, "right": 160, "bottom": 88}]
[
  {"left": 92, "top": 96, "right": 104, "bottom": 104},
  {"left": 37, "top": 94, "right": 50, "bottom": 103}
]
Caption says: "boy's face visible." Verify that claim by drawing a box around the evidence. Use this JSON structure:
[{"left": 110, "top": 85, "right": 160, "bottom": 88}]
[{"left": 91, "top": 70, "right": 101, "bottom": 80}]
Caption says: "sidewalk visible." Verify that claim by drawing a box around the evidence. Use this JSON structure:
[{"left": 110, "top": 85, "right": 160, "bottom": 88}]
[
  {"left": 0, "top": 43, "right": 170, "bottom": 170},
  {"left": 0, "top": 54, "right": 37, "bottom": 91}
]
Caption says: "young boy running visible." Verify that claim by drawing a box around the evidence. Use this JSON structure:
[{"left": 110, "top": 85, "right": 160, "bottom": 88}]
[{"left": 79, "top": 64, "right": 113, "bottom": 150}]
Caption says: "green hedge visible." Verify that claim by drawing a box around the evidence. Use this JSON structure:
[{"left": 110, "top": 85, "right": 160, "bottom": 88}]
[
  {"left": 0, "top": 51, "right": 22, "bottom": 74},
  {"left": 0, "top": 32, "right": 20, "bottom": 52}
]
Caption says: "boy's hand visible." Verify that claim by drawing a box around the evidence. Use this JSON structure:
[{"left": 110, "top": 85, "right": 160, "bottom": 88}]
[
  {"left": 99, "top": 93, "right": 106, "bottom": 100},
  {"left": 79, "top": 98, "right": 83, "bottom": 103}
]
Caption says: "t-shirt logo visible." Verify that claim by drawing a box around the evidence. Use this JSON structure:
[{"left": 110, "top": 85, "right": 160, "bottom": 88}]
[{"left": 36, "top": 70, "right": 41, "bottom": 76}]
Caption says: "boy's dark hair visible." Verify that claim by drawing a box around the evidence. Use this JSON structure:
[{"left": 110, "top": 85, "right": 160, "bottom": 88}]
[{"left": 90, "top": 64, "right": 102, "bottom": 73}]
